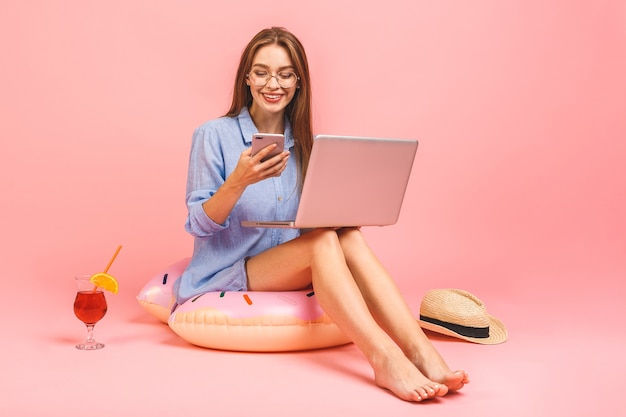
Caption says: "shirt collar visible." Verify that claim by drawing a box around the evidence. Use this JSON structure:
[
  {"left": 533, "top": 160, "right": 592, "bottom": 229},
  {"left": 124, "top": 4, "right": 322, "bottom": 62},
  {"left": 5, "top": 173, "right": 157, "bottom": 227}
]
[{"left": 238, "top": 106, "right": 295, "bottom": 149}]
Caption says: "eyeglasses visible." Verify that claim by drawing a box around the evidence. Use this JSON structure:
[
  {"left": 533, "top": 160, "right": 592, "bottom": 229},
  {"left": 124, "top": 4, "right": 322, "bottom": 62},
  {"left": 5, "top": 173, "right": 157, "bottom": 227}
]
[{"left": 247, "top": 69, "right": 299, "bottom": 88}]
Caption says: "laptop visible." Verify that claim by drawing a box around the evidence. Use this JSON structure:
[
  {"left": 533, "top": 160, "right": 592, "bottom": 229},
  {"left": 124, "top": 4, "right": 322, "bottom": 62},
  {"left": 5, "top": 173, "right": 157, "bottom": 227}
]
[{"left": 241, "top": 134, "right": 418, "bottom": 228}]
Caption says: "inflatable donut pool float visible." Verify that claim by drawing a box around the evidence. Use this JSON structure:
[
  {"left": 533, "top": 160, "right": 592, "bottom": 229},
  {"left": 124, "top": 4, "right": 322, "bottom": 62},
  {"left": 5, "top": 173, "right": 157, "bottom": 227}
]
[
  {"left": 137, "top": 258, "right": 350, "bottom": 352},
  {"left": 136, "top": 258, "right": 188, "bottom": 323}
]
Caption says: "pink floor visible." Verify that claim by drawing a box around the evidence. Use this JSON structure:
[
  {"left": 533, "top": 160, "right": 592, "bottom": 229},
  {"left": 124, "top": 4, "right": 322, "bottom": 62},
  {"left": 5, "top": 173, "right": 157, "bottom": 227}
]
[
  {"left": 2, "top": 1, "right": 625, "bottom": 416},
  {"left": 2, "top": 254, "right": 624, "bottom": 417}
]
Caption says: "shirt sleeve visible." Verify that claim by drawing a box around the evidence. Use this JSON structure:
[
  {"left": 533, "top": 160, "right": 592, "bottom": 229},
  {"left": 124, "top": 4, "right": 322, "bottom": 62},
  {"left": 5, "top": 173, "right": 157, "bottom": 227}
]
[{"left": 184, "top": 124, "right": 230, "bottom": 238}]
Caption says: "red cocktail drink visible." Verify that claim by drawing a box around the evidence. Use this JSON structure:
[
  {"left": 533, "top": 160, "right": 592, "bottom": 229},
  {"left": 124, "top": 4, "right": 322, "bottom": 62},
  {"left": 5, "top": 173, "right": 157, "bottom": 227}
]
[{"left": 74, "top": 290, "right": 107, "bottom": 325}]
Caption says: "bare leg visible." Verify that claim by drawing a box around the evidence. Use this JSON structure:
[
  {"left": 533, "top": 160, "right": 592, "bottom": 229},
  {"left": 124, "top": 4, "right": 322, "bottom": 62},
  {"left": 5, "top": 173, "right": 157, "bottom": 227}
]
[
  {"left": 336, "top": 228, "right": 469, "bottom": 392},
  {"left": 246, "top": 229, "right": 443, "bottom": 401},
  {"left": 305, "top": 232, "right": 443, "bottom": 401}
]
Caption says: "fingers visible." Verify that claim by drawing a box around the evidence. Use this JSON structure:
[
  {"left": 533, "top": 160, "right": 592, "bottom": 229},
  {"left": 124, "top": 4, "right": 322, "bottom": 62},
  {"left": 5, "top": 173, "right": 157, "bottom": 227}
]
[
  {"left": 262, "top": 152, "right": 289, "bottom": 177},
  {"left": 250, "top": 143, "right": 279, "bottom": 163},
  {"left": 249, "top": 150, "right": 290, "bottom": 179}
]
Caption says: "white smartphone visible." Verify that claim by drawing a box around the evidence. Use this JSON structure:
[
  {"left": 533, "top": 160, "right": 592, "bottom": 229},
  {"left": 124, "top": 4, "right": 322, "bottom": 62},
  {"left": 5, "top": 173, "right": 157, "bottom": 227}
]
[{"left": 251, "top": 133, "right": 285, "bottom": 161}]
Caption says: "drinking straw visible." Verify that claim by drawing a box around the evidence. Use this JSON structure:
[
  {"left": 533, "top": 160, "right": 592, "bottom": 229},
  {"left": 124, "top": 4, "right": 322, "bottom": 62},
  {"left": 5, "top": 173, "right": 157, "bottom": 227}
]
[
  {"left": 92, "top": 245, "right": 122, "bottom": 292},
  {"left": 103, "top": 245, "right": 123, "bottom": 273}
]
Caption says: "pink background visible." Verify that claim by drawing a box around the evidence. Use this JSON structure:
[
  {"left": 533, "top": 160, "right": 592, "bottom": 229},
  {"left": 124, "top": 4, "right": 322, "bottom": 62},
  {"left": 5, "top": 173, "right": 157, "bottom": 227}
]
[{"left": 1, "top": 1, "right": 625, "bottom": 416}]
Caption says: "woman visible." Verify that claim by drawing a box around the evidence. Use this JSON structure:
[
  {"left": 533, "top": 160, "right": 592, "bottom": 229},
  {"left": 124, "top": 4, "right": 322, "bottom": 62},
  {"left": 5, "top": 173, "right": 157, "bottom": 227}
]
[{"left": 175, "top": 27, "right": 468, "bottom": 402}]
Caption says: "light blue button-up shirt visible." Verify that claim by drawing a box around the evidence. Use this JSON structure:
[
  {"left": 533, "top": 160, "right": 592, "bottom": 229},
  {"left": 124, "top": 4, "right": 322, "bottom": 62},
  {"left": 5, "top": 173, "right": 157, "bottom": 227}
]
[{"left": 174, "top": 107, "right": 300, "bottom": 304}]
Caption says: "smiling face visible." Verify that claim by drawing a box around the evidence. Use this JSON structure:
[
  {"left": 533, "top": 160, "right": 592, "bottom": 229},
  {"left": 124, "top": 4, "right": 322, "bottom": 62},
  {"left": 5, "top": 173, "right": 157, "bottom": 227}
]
[{"left": 247, "top": 44, "right": 299, "bottom": 128}]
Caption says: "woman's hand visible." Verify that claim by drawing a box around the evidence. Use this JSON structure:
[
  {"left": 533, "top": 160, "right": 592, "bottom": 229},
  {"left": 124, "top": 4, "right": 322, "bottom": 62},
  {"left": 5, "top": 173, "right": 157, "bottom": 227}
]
[
  {"left": 229, "top": 144, "right": 290, "bottom": 188},
  {"left": 200, "top": 144, "right": 290, "bottom": 225}
]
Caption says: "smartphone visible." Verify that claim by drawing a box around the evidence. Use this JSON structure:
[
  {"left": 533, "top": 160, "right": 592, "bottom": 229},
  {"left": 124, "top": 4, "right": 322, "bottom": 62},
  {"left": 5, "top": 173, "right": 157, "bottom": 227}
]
[{"left": 251, "top": 133, "right": 285, "bottom": 161}]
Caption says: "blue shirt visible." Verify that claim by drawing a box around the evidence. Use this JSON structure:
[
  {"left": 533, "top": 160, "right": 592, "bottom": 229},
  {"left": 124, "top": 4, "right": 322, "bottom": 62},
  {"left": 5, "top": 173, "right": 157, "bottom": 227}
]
[{"left": 174, "top": 107, "right": 300, "bottom": 304}]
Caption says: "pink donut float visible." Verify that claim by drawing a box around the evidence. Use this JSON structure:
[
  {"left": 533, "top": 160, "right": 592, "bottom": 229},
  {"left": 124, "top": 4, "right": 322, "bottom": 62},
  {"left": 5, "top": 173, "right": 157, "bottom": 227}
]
[
  {"left": 136, "top": 258, "right": 187, "bottom": 323},
  {"left": 136, "top": 258, "right": 350, "bottom": 352}
]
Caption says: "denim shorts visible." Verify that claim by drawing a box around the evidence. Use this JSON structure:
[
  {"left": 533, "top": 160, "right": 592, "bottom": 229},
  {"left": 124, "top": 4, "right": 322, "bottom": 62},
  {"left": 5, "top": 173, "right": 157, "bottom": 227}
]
[
  {"left": 174, "top": 257, "right": 249, "bottom": 308},
  {"left": 204, "top": 256, "right": 250, "bottom": 293}
]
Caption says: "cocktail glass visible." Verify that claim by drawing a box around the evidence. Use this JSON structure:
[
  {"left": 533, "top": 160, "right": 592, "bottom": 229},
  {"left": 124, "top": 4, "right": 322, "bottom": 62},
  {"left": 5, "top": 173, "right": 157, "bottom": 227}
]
[{"left": 73, "top": 275, "right": 108, "bottom": 350}]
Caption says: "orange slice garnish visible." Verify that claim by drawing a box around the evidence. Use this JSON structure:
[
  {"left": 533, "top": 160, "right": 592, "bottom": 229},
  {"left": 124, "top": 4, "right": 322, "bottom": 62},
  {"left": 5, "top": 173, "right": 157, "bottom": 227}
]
[{"left": 90, "top": 273, "right": 119, "bottom": 294}]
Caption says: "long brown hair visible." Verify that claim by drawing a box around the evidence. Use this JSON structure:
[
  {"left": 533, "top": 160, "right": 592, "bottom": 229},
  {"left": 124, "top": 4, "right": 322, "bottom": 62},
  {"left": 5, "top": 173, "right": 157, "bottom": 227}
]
[{"left": 225, "top": 27, "right": 313, "bottom": 188}]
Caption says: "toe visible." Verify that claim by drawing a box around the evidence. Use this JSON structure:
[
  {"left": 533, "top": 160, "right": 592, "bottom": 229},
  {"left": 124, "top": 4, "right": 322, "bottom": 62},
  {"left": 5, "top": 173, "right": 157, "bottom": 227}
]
[
  {"left": 416, "top": 387, "right": 429, "bottom": 399},
  {"left": 461, "top": 371, "right": 470, "bottom": 384},
  {"left": 434, "top": 383, "right": 448, "bottom": 397},
  {"left": 409, "top": 389, "right": 423, "bottom": 402}
]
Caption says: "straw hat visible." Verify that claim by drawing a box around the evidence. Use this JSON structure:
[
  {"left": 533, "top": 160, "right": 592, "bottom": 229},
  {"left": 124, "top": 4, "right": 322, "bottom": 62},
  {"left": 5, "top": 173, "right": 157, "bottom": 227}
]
[{"left": 419, "top": 289, "right": 507, "bottom": 345}]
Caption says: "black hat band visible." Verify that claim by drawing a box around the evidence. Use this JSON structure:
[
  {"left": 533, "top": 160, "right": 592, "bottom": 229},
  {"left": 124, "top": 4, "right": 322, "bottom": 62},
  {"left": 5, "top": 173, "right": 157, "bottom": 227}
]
[{"left": 420, "top": 315, "right": 490, "bottom": 339}]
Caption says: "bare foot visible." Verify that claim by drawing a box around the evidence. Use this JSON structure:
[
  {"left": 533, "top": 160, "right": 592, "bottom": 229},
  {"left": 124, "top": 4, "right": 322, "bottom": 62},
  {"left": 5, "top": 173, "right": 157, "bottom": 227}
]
[
  {"left": 371, "top": 349, "right": 446, "bottom": 402},
  {"left": 438, "top": 370, "right": 470, "bottom": 392},
  {"left": 411, "top": 348, "right": 469, "bottom": 392},
  {"left": 421, "top": 364, "right": 469, "bottom": 392}
]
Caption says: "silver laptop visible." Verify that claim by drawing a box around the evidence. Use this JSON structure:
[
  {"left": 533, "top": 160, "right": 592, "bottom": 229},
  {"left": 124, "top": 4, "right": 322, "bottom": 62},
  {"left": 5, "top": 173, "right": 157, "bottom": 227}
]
[{"left": 241, "top": 134, "right": 418, "bottom": 228}]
